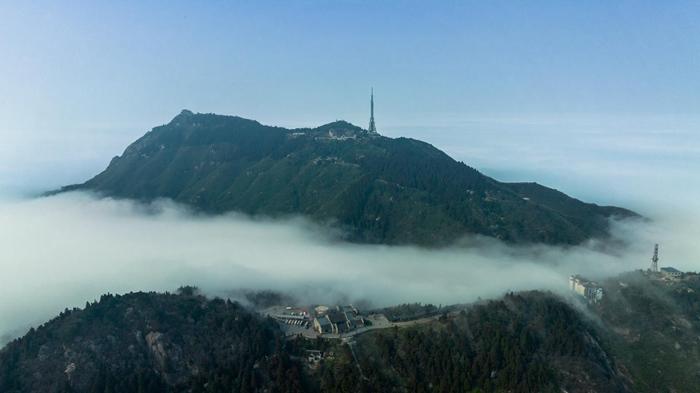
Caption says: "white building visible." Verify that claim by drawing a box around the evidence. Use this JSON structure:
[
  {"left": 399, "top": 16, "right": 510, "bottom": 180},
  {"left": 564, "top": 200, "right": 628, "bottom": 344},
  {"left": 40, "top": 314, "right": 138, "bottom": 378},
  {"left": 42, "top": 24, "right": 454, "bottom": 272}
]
[
  {"left": 569, "top": 275, "right": 604, "bottom": 303},
  {"left": 660, "top": 266, "right": 683, "bottom": 279}
]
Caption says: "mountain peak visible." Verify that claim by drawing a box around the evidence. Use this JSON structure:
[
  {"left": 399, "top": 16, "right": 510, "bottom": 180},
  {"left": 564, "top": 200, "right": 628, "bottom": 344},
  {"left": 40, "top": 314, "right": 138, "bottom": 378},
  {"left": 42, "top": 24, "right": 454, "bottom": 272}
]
[
  {"left": 170, "top": 109, "right": 195, "bottom": 124},
  {"left": 312, "top": 120, "right": 369, "bottom": 136},
  {"left": 320, "top": 120, "right": 357, "bottom": 128}
]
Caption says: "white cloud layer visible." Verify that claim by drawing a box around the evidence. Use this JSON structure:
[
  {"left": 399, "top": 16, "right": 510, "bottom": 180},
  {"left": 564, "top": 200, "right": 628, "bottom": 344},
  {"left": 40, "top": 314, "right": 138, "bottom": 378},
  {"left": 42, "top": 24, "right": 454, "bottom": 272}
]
[{"left": 1, "top": 191, "right": 693, "bottom": 344}]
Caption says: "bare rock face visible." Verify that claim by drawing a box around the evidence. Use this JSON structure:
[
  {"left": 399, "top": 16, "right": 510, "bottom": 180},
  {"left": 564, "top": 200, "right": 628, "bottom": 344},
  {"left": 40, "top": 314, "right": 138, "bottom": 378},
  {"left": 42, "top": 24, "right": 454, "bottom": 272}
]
[
  {"left": 145, "top": 331, "right": 167, "bottom": 369},
  {"left": 64, "top": 362, "right": 76, "bottom": 379},
  {"left": 144, "top": 330, "right": 189, "bottom": 384}
]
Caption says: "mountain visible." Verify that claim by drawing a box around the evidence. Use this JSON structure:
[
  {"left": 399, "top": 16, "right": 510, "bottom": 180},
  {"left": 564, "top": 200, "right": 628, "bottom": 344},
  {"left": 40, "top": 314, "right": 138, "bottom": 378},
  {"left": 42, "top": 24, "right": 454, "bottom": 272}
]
[
  {"left": 0, "top": 289, "right": 307, "bottom": 393},
  {"left": 0, "top": 290, "right": 628, "bottom": 393},
  {"left": 3, "top": 273, "right": 699, "bottom": 393},
  {"left": 59, "top": 110, "right": 637, "bottom": 246}
]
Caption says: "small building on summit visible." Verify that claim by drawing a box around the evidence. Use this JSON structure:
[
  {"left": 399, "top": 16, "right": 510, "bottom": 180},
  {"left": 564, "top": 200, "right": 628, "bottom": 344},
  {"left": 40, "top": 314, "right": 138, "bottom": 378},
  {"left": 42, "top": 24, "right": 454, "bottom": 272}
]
[
  {"left": 660, "top": 266, "right": 683, "bottom": 279},
  {"left": 569, "top": 275, "right": 604, "bottom": 304}
]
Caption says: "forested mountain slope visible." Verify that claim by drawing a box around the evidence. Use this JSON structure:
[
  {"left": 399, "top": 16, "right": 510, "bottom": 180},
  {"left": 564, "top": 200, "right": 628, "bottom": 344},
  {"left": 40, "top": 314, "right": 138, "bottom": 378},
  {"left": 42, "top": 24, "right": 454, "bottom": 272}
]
[
  {"left": 597, "top": 271, "right": 700, "bottom": 392},
  {"left": 0, "top": 290, "right": 308, "bottom": 393},
  {"left": 3, "top": 273, "right": 699, "bottom": 393},
  {"left": 318, "top": 292, "right": 631, "bottom": 393},
  {"left": 0, "top": 290, "right": 625, "bottom": 393},
  {"left": 60, "top": 110, "right": 636, "bottom": 246}
]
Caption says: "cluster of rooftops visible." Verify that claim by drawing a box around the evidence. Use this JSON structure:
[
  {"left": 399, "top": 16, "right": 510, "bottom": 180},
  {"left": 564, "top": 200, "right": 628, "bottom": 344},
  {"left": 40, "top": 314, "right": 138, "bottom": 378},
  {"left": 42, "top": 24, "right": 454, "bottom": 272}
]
[
  {"left": 312, "top": 305, "right": 365, "bottom": 334},
  {"left": 264, "top": 304, "right": 368, "bottom": 336}
]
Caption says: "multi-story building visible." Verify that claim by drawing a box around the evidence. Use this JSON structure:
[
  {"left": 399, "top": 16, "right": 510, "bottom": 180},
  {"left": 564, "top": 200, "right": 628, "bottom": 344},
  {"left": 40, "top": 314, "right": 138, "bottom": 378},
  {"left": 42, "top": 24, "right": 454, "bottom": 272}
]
[{"left": 569, "top": 275, "right": 604, "bottom": 303}]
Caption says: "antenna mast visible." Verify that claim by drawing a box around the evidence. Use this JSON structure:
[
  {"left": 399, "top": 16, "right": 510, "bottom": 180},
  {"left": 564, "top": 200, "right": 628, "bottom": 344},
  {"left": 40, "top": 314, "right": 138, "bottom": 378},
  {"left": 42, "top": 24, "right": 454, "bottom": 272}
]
[
  {"left": 368, "top": 88, "right": 377, "bottom": 133},
  {"left": 651, "top": 244, "right": 659, "bottom": 272}
]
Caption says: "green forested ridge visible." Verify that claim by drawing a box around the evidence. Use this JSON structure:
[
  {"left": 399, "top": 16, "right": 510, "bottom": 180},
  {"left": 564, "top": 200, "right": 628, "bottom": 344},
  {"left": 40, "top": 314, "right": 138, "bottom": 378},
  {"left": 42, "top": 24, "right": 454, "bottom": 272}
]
[
  {"left": 59, "top": 110, "right": 636, "bottom": 246},
  {"left": 3, "top": 275, "right": 699, "bottom": 392},
  {"left": 0, "top": 291, "right": 618, "bottom": 393},
  {"left": 317, "top": 292, "right": 629, "bottom": 393},
  {"left": 311, "top": 275, "right": 700, "bottom": 393},
  {"left": 0, "top": 291, "right": 309, "bottom": 393},
  {"left": 597, "top": 271, "right": 700, "bottom": 393}
]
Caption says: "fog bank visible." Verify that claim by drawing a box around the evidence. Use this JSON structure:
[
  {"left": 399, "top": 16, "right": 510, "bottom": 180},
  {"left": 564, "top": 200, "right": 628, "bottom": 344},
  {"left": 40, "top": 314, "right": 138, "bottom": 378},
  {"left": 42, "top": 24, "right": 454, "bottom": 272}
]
[
  {"left": 3, "top": 113, "right": 700, "bottom": 342},
  {"left": 1, "top": 191, "right": 687, "bottom": 343}
]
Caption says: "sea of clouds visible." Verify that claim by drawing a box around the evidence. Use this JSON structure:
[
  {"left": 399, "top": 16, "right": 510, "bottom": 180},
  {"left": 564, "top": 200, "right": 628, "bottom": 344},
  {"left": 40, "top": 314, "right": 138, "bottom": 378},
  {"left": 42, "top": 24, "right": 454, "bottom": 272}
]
[
  {"left": 0, "top": 190, "right": 679, "bottom": 344},
  {"left": 1, "top": 114, "right": 699, "bottom": 344}
]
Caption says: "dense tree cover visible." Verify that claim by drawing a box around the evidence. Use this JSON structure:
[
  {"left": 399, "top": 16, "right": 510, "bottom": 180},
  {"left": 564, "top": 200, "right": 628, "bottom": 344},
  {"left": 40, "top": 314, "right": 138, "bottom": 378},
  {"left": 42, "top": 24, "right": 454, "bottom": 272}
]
[
  {"left": 8, "top": 280, "right": 697, "bottom": 393},
  {"left": 373, "top": 302, "right": 441, "bottom": 322},
  {"left": 58, "top": 110, "right": 636, "bottom": 246},
  {"left": 319, "top": 292, "right": 629, "bottom": 393},
  {"left": 0, "top": 292, "right": 309, "bottom": 393},
  {"left": 597, "top": 272, "right": 700, "bottom": 393}
]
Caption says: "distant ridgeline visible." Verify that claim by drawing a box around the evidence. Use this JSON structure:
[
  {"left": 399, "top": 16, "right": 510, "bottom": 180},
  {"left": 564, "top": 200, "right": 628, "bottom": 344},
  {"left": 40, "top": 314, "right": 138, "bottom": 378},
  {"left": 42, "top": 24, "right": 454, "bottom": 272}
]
[{"left": 58, "top": 110, "right": 637, "bottom": 246}]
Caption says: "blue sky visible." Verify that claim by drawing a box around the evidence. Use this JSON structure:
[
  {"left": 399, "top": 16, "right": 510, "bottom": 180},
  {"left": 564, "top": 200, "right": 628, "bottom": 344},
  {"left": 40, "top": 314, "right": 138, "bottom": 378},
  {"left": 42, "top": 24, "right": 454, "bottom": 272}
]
[
  {"left": 1, "top": 1, "right": 699, "bottom": 210},
  {"left": 2, "top": 1, "right": 698, "bottom": 123}
]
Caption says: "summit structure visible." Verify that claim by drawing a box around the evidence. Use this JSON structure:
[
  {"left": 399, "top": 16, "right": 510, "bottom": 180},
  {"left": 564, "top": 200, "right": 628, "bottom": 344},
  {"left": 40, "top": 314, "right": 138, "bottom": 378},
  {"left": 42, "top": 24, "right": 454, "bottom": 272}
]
[
  {"left": 368, "top": 89, "right": 377, "bottom": 133},
  {"left": 651, "top": 243, "right": 659, "bottom": 272}
]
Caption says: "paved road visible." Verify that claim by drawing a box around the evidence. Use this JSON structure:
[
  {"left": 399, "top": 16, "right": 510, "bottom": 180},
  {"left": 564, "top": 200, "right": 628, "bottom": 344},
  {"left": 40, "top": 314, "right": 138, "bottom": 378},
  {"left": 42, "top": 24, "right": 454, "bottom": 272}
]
[{"left": 279, "top": 312, "right": 450, "bottom": 341}]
